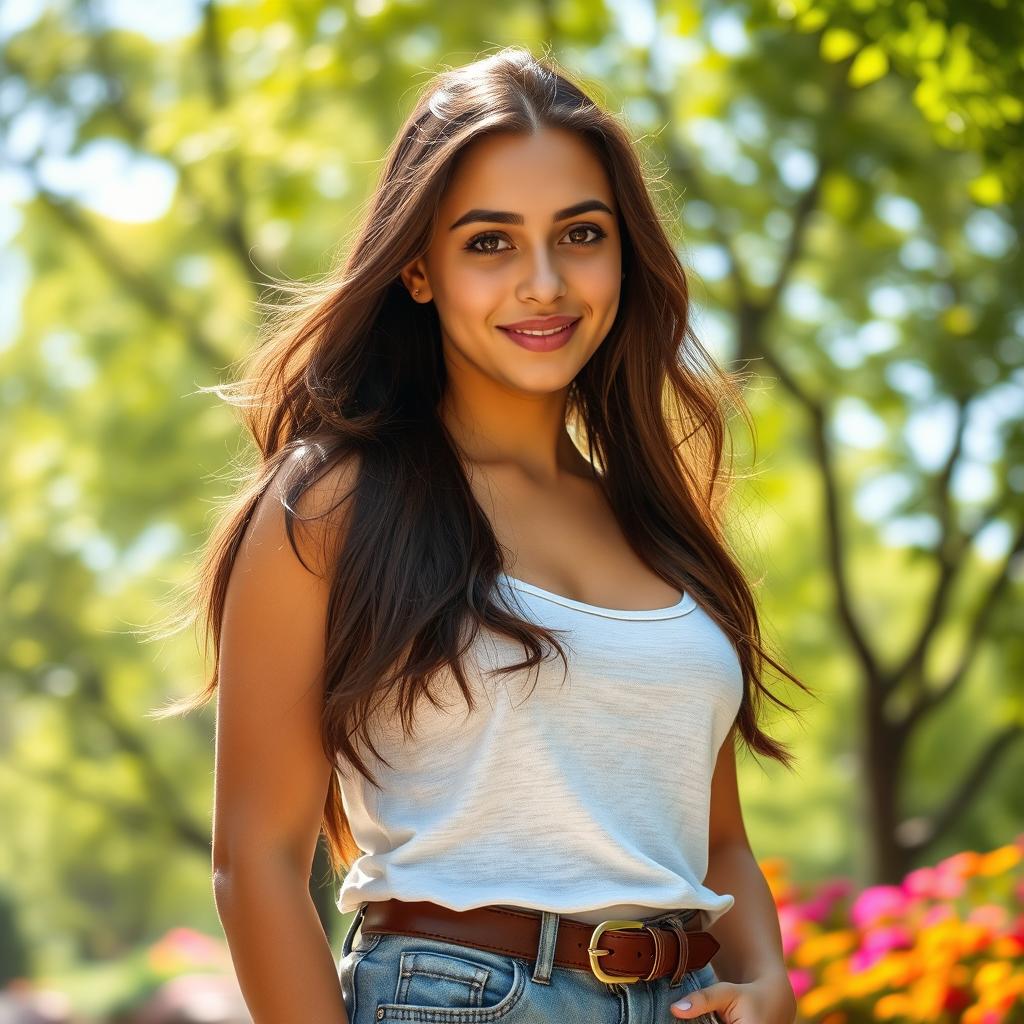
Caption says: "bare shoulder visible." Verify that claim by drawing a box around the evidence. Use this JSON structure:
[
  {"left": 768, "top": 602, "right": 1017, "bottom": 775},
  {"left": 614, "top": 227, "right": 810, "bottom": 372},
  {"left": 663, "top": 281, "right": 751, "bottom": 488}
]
[
  {"left": 212, "top": 444, "right": 362, "bottom": 878},
  {"left": 251, "top": 444, "right": 363, "bottom": 580}
]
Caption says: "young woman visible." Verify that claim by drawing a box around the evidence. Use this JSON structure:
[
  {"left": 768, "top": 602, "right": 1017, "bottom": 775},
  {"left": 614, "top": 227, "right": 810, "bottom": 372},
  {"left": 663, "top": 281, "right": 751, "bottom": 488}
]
[{"left": 161, "top": 46, "right": 808, "bottom": 1024}]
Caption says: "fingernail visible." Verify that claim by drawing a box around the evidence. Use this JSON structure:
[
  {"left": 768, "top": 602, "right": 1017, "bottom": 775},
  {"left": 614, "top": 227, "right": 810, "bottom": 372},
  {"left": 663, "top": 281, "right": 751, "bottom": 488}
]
[{"left": 673, "top": 1000, "right": 692, "bottom": 1010}]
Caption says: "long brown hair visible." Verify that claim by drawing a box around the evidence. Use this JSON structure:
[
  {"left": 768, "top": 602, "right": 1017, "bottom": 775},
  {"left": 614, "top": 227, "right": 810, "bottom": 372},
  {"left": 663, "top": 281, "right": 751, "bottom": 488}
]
[{"left": 149, "top": 45, "right": 814, "bottom": 875}]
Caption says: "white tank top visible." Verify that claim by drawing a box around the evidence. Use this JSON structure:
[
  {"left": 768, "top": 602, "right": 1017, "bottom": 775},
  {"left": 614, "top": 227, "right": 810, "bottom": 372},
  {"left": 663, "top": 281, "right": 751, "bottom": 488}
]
[{"left": 336, "top": 572, "right": 744, "bottom": 929}]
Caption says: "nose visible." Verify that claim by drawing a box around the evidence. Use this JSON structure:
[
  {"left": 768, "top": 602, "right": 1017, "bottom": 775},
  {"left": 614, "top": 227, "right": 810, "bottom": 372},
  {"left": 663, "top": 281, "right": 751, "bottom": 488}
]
[{"left": 516, "top": 249, "right": 566, "bottom": 304}]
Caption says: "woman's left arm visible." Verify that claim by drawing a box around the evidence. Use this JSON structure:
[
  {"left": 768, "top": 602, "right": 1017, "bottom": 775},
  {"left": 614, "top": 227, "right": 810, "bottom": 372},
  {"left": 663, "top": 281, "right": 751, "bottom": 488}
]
[{"left": 670, "top": 724, "right": 797, "bottom": 1023}]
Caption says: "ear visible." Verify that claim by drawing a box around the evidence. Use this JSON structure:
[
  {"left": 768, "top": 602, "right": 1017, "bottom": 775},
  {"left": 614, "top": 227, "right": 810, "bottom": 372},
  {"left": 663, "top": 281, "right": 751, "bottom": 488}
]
[{"left": 399, "top": 258, "right": 431, "bottom": 303}]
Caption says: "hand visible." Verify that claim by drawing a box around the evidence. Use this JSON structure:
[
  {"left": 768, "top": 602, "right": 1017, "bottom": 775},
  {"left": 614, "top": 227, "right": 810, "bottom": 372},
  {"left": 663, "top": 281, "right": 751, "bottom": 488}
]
[{"left": 670, "top": 968, "right": 797, "bottom": 1024}]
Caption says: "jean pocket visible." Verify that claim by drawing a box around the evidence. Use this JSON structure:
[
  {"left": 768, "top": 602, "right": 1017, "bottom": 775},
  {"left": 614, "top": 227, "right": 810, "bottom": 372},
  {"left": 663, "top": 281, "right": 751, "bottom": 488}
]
[
  {"left": 373, "top": 938, "right": 527, "bottom": 1022},
  {"left": 340, "top": 931, "right": 384, "bottom": 1023},
  {"left": 676, "top": 962, "right": 720, "bottom": 1024}
]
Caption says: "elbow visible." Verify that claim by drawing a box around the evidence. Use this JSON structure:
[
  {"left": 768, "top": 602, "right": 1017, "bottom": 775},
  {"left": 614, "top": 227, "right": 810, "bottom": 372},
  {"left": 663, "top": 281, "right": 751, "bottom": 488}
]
[
  {"left": 210, "top": 844, "right": 308, "bottom": 907},
  {"left": 211, "top": 860, "right": 235, "bottom": 910},
  {"left": 211, "top": 837, "right": 233, "bottom": 883},
  {"left": 211, "top": 836, "right": 245, "bottom": 907}
]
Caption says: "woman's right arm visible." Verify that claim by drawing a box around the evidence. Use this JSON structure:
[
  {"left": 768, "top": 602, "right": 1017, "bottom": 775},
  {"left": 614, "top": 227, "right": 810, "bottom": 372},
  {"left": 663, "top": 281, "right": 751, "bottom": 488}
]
[{"left": 211, "top": 457, "right": 356, "bottom": 1023}]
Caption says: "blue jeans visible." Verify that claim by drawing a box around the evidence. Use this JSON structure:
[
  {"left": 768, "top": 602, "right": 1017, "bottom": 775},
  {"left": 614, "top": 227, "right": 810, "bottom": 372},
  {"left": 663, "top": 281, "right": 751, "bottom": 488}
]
[{"left": 338, "top": 902, "right": 722, "bottom": 1024}]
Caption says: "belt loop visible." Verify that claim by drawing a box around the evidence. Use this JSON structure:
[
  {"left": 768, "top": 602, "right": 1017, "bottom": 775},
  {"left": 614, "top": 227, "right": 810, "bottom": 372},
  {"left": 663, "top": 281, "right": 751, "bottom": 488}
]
[
  {"left": 531, "top": 911, "right": 559, "bottom": 985},
  {"left": 342, "top": 902, "right": 368, "bottom": 958},
  {"left": 668, "top": 922, "right": 690, "bottom": 987}
]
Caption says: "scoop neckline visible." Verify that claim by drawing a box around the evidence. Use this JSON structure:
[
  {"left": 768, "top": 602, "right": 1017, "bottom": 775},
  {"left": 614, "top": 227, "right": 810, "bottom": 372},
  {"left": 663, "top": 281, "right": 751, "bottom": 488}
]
[{"left": 497, "top": 572, "right": 698, "bottom": 621}]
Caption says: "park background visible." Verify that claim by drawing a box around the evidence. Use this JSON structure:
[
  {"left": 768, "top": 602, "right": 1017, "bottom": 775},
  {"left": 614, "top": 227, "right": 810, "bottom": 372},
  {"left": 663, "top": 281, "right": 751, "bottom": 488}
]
[{"left": 1, "top": 1, "right": 1022, "bottom": 1021}]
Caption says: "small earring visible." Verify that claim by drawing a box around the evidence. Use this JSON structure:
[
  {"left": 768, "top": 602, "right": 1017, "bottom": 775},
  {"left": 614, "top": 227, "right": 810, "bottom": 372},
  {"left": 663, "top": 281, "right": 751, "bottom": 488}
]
[{"left": 414, "top": 288, "right": 420, "bottom": 297}]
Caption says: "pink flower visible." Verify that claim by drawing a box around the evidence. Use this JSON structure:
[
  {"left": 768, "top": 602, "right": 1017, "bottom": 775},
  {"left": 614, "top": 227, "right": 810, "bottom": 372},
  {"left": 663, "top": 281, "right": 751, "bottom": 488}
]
[
  {"left": 849, "top": 946, "right": 885, "bottom": 972},
  {"left": 968, "top": 904, "right": 1008, "bottom": 930},
  {"left": 922, "top": 903, "right": 956, "bottom": 926},
  {"left": 777, "top": 904, "right": 804, "bottom": 958},
  {"left": 787, "top": 968, "right": 814, "bottom": 998},
  {"left": 799, "top": 895, "right": 833, "bottom": 924},
  {"left": 146, "top": 927, "right": 231, "bottom": 973},
  {"left": 861, "top": 924, "right": 913, "bottom": 955},
  {"left": 903, "top": 864, "right": 965, "bottom": 900},
  {"left": 936, "top": 850, "right": 981, "bottom": 880},
  {"left": 902, "top": 866, "right": 937, "bottom": 899},
  {"left": 850, "top": 885, "right": 909, "bottom": 928},
  {"left": 817, "top": 878, "right": 855, "bottom": 902}
]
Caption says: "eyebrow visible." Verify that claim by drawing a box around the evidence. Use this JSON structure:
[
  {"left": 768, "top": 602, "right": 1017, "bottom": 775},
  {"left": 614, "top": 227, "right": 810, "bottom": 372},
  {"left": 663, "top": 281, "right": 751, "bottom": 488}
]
[{"left": 448, "top": 198, "right": 615, "bottom": 231}]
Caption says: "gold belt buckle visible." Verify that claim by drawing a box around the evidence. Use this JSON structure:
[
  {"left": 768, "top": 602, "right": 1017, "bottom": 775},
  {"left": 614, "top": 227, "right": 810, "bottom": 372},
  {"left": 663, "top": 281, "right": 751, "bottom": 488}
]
[{"left": 588, "top": 919, "right": 658, "bottom": 984}]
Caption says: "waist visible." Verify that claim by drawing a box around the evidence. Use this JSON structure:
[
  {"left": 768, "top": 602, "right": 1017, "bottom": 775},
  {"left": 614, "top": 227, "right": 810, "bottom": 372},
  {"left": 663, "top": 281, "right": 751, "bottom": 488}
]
[{"left": 357, "top": 898, "right": 721, "bottom": 986}]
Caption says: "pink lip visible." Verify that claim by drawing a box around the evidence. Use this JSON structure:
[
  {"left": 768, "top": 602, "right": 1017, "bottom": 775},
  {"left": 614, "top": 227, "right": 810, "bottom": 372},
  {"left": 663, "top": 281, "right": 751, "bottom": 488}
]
[
  {"left": 498, "top": 317, "right": 581, "bottom": 352},
  {"left": 498, "top": 314, "right": 580, "bottom": 330}
]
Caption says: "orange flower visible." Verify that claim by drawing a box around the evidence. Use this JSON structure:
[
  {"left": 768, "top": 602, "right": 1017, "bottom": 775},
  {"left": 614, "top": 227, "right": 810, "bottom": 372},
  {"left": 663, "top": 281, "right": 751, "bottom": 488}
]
[
  {"left": 874, "top": 993, "right": 914, "bottom": 1019},
  {"left": 938, "top": 850, "right": 984, "bottom": 879},
  {"left": 918, "top": 918, "right": 989, "bottom": 960},
  {"left": 792, "top": 929, "right": 858, "bottom": 967},
  {"left": 842, "top": 967, "right": 889, "bottom": 998},
  {"left": 957, "top": 921, "right": 995, "bottom": 956},
  {"left": 760, "top": 856, "right": 787, "bottom": 879},
  {"left": 908, "top": 973, "right": 949, "bottom": 1019},
  {"left": 919, "top": 948, "right": 957, "bottom": 982},
  {"left": 973, "top": 965, "right": 1024, "bottom": 1011},
  {"left": 820, "top": 1013, "right": 848, "bottom": 1024},
  {"left": 976, "top": 845, "right": 1022, "bottom": 877},
  {"left": 822, "top": 959, "right": 852, "bottom": 986},
  {"left": 991, "top": 936, "right": 1024, "bottom": 958},
  {"left": 974, "top": 961, "right": 1012, "bottom": 993},
  {"left": 799, "top": 985, "right": 842, "bottom": 1016}
]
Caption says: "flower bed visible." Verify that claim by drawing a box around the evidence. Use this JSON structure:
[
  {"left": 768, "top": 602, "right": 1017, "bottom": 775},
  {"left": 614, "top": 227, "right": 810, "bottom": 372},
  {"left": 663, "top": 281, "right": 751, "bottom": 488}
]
[{"left": 764, "top": 836, "right": 1024, "bottom": 1023}]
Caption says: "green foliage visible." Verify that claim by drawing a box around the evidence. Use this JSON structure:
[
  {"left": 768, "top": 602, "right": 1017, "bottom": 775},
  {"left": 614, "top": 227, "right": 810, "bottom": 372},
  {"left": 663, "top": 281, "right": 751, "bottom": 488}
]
[
  {"left": 0, "top": 0, "right": 1020, "bottom": 989},
  {"left": 750, "top": 0, "right": 1024, "bottom": 204}
]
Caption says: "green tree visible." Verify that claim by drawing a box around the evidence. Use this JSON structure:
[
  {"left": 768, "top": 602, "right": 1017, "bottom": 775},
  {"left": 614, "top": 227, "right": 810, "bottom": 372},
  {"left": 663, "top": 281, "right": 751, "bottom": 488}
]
[{"left": 0, "top": 0, "right": 1020, "bottom": 980}]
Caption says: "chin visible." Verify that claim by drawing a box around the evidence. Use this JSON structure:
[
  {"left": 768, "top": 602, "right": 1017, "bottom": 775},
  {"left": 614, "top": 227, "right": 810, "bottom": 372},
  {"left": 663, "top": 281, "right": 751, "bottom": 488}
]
[{"left": 500, "top": 365, "right": 579, "bottom": 394}]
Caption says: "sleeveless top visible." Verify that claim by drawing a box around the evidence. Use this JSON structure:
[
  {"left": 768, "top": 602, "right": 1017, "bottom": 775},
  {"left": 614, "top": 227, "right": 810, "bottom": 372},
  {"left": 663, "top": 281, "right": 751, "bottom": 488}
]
[{"left": 335, "top": 572, "right": 744, "bottom": 929}]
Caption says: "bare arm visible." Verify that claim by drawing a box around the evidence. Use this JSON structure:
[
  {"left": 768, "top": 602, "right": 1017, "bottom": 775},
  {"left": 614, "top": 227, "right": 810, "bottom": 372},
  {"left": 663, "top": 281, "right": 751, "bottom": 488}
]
[
  {"left": 670, "top": 724, "right": 797, "bottom": 1023},
  {"left": 211, "top": 456, "right": 355, "bottom": 1024},
  {"left": 702, "top": 724, "right": 789, "bottom": 985}
]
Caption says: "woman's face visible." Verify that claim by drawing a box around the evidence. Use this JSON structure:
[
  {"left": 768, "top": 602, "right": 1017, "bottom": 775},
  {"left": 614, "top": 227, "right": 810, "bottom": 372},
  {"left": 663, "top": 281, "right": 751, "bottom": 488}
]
[{"left": 402, "top": 126, "right": 623, "bottom": 398}]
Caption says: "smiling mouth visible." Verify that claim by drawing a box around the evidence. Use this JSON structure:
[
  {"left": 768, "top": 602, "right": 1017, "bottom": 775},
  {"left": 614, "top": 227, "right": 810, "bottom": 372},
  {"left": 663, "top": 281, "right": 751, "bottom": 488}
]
[{"left": 497, "top": 318, "right": 582, "bottom": 351}]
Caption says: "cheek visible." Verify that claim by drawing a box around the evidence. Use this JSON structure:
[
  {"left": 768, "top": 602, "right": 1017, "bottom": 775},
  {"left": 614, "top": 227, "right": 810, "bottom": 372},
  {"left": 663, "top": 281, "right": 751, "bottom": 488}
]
[
  {"left": 587, "top": 258, "right": 623, "bottom": 299},
  {"left": 562, "top": 256, "right": 620, "bottom": 311},
  {"left": 447, "top": 292, "right": 499, "bottom": 341},
  {"left": 433, "top": 263, "right": 498, "bottom": 324}
]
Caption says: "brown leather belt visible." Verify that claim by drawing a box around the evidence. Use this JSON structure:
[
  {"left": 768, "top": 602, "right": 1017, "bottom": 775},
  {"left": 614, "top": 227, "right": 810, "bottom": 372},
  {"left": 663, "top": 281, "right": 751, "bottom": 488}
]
[{"left": 359, "top": 900, "right": 720, "bottom": 985}]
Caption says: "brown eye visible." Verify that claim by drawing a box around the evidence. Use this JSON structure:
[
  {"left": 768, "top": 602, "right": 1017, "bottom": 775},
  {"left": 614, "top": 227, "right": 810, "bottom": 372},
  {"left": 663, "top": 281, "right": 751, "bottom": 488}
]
[
  {"left": 565, "top": 225, "right": 606, "bottom": 246},
  {"left": 464, "top": 224, "right": 607, "bottom": 257},
  {"left": 465, "top": 232, "right": 512, "bottom": 256}
]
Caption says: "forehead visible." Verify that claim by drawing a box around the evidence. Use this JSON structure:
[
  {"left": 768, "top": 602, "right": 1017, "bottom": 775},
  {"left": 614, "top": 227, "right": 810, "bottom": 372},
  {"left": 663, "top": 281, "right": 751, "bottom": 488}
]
[{"left": 439, "top": 126, "right": 615, "bottom": 216}]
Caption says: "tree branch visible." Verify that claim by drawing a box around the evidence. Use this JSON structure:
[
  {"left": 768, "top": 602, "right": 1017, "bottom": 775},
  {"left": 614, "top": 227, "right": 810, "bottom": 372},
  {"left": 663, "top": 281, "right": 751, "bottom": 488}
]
[
  {"left": 761, "top": 157, "right": 829, "bottom": 316},
  {"left": 808, "top": 398, "right": 882, "bottom": 681},
  {"left": 4, "top": 759, "right": 210, "bottom": 854},
  {"left": 887, "top": 398, "right": 970, "bottom": 687},
  {"left": 644, "top": 83, "right": 752, "bottom": 310},
  {"left": 196, "top": 0, "right": 275, "bottom": 292},
  {"left": 644, "top": 45, "right": 878, "bottom": 682},
  {"left": 4, "top": 155, "right": 228, "bottom": 366},
  {"left": 903, "top": 724, "right": 1024, "bottom": 854},
  {"left": 76, "top": 670, "right": 213, "bottom": 854},
  {"left": 81, "top": 0, "right": 275, "bottom": 291},
  {"left": 904, "top": 522, "right": 1024, "bottom": 730}
]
